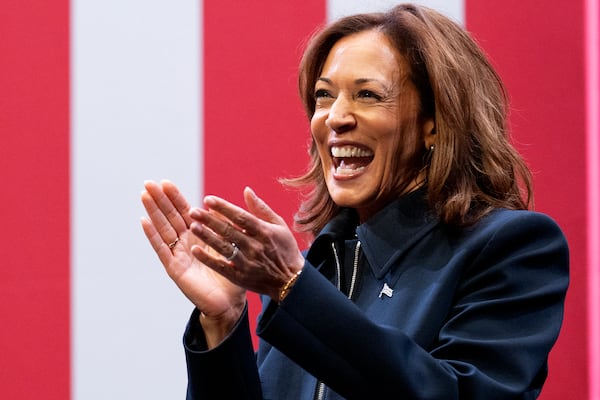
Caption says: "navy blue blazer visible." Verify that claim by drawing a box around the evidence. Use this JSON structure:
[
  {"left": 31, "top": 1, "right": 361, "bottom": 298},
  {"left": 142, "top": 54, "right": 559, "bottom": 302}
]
[{"left": 184, "top": 190, "right": 569, "bottom": 399}]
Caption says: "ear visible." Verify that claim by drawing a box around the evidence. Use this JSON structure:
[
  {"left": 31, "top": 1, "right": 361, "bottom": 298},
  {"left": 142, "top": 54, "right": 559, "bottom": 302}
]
[{"left": 422, "top": 118, "right": 436, "bottom": 150}]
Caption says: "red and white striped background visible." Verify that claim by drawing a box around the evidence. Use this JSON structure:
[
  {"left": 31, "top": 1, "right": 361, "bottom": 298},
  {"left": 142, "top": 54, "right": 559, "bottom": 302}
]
[{"left": 1, "top": 0, "right": 598, "bottom": 399}]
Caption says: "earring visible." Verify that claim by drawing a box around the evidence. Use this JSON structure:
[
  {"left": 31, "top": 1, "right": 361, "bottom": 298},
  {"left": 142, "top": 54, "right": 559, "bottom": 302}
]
[{"left": 429, "top": 144, "right": 435, "bottom": 151}]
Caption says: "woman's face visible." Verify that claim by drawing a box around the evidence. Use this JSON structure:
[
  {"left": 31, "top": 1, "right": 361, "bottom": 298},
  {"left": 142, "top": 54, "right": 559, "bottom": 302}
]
[{"left": 311, "top": 30, "right": 433, "bottom": 221}]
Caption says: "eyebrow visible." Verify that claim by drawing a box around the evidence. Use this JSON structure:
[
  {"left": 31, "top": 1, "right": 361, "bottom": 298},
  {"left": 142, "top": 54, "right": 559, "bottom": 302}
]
[{"left": 316, "top": 77, "right": 383, "bottom": 85}]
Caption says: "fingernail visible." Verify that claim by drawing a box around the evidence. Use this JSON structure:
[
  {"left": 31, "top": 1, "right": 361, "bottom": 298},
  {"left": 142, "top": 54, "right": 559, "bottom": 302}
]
[
  {"left": 204, "top": 196, "right": 217, "bottom": 207},
  {"left": 190, "top": 221, "right": 202, "bottom": 233}
]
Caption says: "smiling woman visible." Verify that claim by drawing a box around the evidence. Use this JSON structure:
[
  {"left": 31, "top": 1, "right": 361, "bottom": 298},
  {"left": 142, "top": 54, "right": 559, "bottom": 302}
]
[
  {"left": 141, "top": 3, "right": 569, "bottom": 399},
  {"left": 309, "top": 30, "right": 434, "bottom": 222}
]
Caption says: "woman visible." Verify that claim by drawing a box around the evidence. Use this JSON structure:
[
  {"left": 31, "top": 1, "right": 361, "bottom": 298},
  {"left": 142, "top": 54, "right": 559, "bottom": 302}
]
[{"left": 141, "top": 4, "right": 568, "bottom": 399}]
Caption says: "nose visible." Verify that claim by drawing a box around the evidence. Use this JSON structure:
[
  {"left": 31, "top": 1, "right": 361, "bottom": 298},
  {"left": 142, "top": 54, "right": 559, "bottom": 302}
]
[{"left": 325, "top": 95, "right": 356, "bottom": 133}]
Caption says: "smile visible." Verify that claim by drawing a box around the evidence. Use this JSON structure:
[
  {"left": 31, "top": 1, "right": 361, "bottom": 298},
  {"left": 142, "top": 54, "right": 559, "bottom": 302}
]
[{"left": 331, "top": 145, "right": 374, "bottom": 176}]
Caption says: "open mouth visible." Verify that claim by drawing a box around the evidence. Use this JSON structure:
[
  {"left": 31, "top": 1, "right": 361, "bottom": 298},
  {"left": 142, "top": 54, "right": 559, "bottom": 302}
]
[{"left": 331, "top": 145, "right": 374, "bottom": 176}]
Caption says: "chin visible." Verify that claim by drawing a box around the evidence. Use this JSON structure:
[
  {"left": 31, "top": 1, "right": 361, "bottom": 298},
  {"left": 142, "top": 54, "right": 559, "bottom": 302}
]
[{"left": 328, "top": 190, "right": 370, "bottom": 209}]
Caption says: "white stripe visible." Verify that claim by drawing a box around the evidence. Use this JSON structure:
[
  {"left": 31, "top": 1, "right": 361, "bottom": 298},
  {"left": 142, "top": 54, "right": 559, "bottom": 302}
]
[
  {"left": 327, "top": 0, "right": 464, "bottom": 24},
  {"left": 71, "top": 1, "right": 201, "bottom": 398}
]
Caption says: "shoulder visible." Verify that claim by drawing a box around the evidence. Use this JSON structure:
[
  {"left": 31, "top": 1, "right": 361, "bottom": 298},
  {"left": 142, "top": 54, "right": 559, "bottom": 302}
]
[
  {"left": 466, "top": 209, "right": 567, "bottom": 246},
  {"left": 441, "top": 209, "right": 570, "bottom": 277},
  {"left": 455, "top": 209, "right": 569, "bottom": 278}
]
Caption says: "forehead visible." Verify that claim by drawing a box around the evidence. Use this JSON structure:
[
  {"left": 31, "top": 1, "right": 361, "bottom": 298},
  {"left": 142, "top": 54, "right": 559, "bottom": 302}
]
[{"left": 320, "top": 30, "right": 406, "bottom": 80}]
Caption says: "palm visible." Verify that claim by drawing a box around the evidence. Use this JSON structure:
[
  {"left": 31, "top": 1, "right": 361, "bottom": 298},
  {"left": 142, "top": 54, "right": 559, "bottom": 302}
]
[
  {"left": 167, "top": 230, "right": 244, "bottom": 316},
  {"left": 141, "top": 180, "right": 245, "bottom": 318}
]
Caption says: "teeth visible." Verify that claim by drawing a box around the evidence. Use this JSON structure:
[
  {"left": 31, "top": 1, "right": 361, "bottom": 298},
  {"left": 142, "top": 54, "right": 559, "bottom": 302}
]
[
  {"left": 331, "top": 146, "right": 373, "bottom": 158},
  {"left": 336, "top": 165, "right": 365, "bottom": 175}
]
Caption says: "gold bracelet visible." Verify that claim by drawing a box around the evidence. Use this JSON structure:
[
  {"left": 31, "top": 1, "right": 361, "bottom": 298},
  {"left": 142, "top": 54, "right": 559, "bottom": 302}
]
[{"left": 279, "top": 269, "right": 303, "bottom": 303}]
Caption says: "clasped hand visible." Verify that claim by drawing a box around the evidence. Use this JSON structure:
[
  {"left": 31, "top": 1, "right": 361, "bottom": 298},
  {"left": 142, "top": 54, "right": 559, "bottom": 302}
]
[{"left": 141, "top": 180, "right": 304, "bottom": 343}]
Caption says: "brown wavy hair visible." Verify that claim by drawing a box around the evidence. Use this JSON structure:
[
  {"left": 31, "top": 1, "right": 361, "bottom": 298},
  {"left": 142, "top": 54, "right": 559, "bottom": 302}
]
[{"left": 283, "top": 3, "right": 532, "bottom": 237}]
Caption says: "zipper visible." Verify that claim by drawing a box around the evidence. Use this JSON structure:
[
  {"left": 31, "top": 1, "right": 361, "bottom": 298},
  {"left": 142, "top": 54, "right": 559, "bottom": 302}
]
[
  {"left": 347, "top": 240, "right": 361, "bottom": 299},
  {"left": 314, "top": 240, "right": 361, "bottom": 400}
]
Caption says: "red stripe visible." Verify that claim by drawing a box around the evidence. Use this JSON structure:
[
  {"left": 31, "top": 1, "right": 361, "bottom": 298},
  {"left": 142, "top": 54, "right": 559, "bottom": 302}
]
[
  {"left": 0, "top": 1, "right": 70, "bottom": 399},
  {"left": 585, "top": 0, "right": 600, "bottom": 397},
  {"left": 203, "top": 1, "right": 326, "bottom": 346},
  {"left": 466, "top": 2, "right": 587, "bottom": 399}
]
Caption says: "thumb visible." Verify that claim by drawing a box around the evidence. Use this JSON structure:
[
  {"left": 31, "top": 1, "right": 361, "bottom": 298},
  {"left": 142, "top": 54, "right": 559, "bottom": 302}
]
[{"left": 243, "top": 187, "right": 285, "bottom": 225}]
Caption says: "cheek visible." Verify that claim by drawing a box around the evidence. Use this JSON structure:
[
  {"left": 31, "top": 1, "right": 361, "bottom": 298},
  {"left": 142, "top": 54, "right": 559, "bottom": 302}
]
[
  {"left": 315, "top": 142, "right": 330, "bottom": 168},
  {"left": 309, "top": 119, "right": 318, "bottom": 139},
  {"left": 310, "top": 111, "right": 324, "bottom": 132},
  {"left": 310, "top": 115, "right": 328, "bottom": 148}
]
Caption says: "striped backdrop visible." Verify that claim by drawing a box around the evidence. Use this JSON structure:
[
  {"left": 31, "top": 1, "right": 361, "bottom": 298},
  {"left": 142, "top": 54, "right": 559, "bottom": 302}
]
[{"left": 1, "top": 1, "right": 597, "bottom": 399}]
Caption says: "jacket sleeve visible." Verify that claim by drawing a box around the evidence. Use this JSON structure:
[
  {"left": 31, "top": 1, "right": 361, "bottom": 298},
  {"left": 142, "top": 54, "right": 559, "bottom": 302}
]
[
  {"left": 256, "top": 212, "right": 569, "bottom": 399},
  {"left": 183, "top": 305, "right": 262, "bottom": 400}
]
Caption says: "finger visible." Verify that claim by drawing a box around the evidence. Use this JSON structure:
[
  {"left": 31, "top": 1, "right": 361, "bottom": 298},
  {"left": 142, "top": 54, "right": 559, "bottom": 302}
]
[
  {"left": 190, "top": 240, "right": 239, "bottom": 274},
  {"left": 141, "top": 216, "right": 173, "bottom": 267},
  {"left": 141, "top": 189, "right": 180, "bottom": 245},
  {"left": 202, "top": 195, "right": 262, "bottom": 237},
  {"left": 161, "top": 179, "right": 194, "bottom": 228},
  {"left": 243, "top": 186, "right": 286, "bottom": 226},
  {"left": 189, "top": 218, "right": 244, "bottom": 262},
  {"left": 144, "top": 180, "right": 188, "bottom": 236},
  {"left": 190, "top": 243, "right": 238, "bottom": 290}
]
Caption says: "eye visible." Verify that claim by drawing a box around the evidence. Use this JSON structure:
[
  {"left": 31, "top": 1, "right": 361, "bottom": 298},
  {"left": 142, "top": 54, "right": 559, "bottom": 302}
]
[
  {"left": 314, "top": 89, "right": 331, "bottom": 99},
  {"left": 357, "top": 90, "right": 382, "bottom": 100}
]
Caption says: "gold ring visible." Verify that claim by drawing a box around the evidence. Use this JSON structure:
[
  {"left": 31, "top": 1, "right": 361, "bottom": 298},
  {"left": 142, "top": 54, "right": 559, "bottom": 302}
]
[{"left": 168, "top": 237, "right": 179, "bottom": 249}]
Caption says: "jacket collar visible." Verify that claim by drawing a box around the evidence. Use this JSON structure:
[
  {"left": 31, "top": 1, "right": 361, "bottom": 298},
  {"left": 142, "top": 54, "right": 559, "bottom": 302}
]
[
  {"left": 305, "top": 207, "right": 359, "bottom": 266},
  {"left": 307, "top": 188, "right": 439, "bottom": 279}
]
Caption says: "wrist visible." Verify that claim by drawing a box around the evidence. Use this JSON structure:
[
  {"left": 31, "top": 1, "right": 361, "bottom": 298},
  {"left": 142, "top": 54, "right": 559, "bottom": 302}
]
[
  {"left": 199, "top": 304, "right": 244, "bottom": 349},
  {"left": 279, "top": 269, "right": 303, "bottom": 303}
]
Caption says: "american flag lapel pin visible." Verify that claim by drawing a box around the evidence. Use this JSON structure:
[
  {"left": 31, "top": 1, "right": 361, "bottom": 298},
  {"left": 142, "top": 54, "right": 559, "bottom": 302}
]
[{"left": 378, "top": 282, "right": 393, "bottom": 298}]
